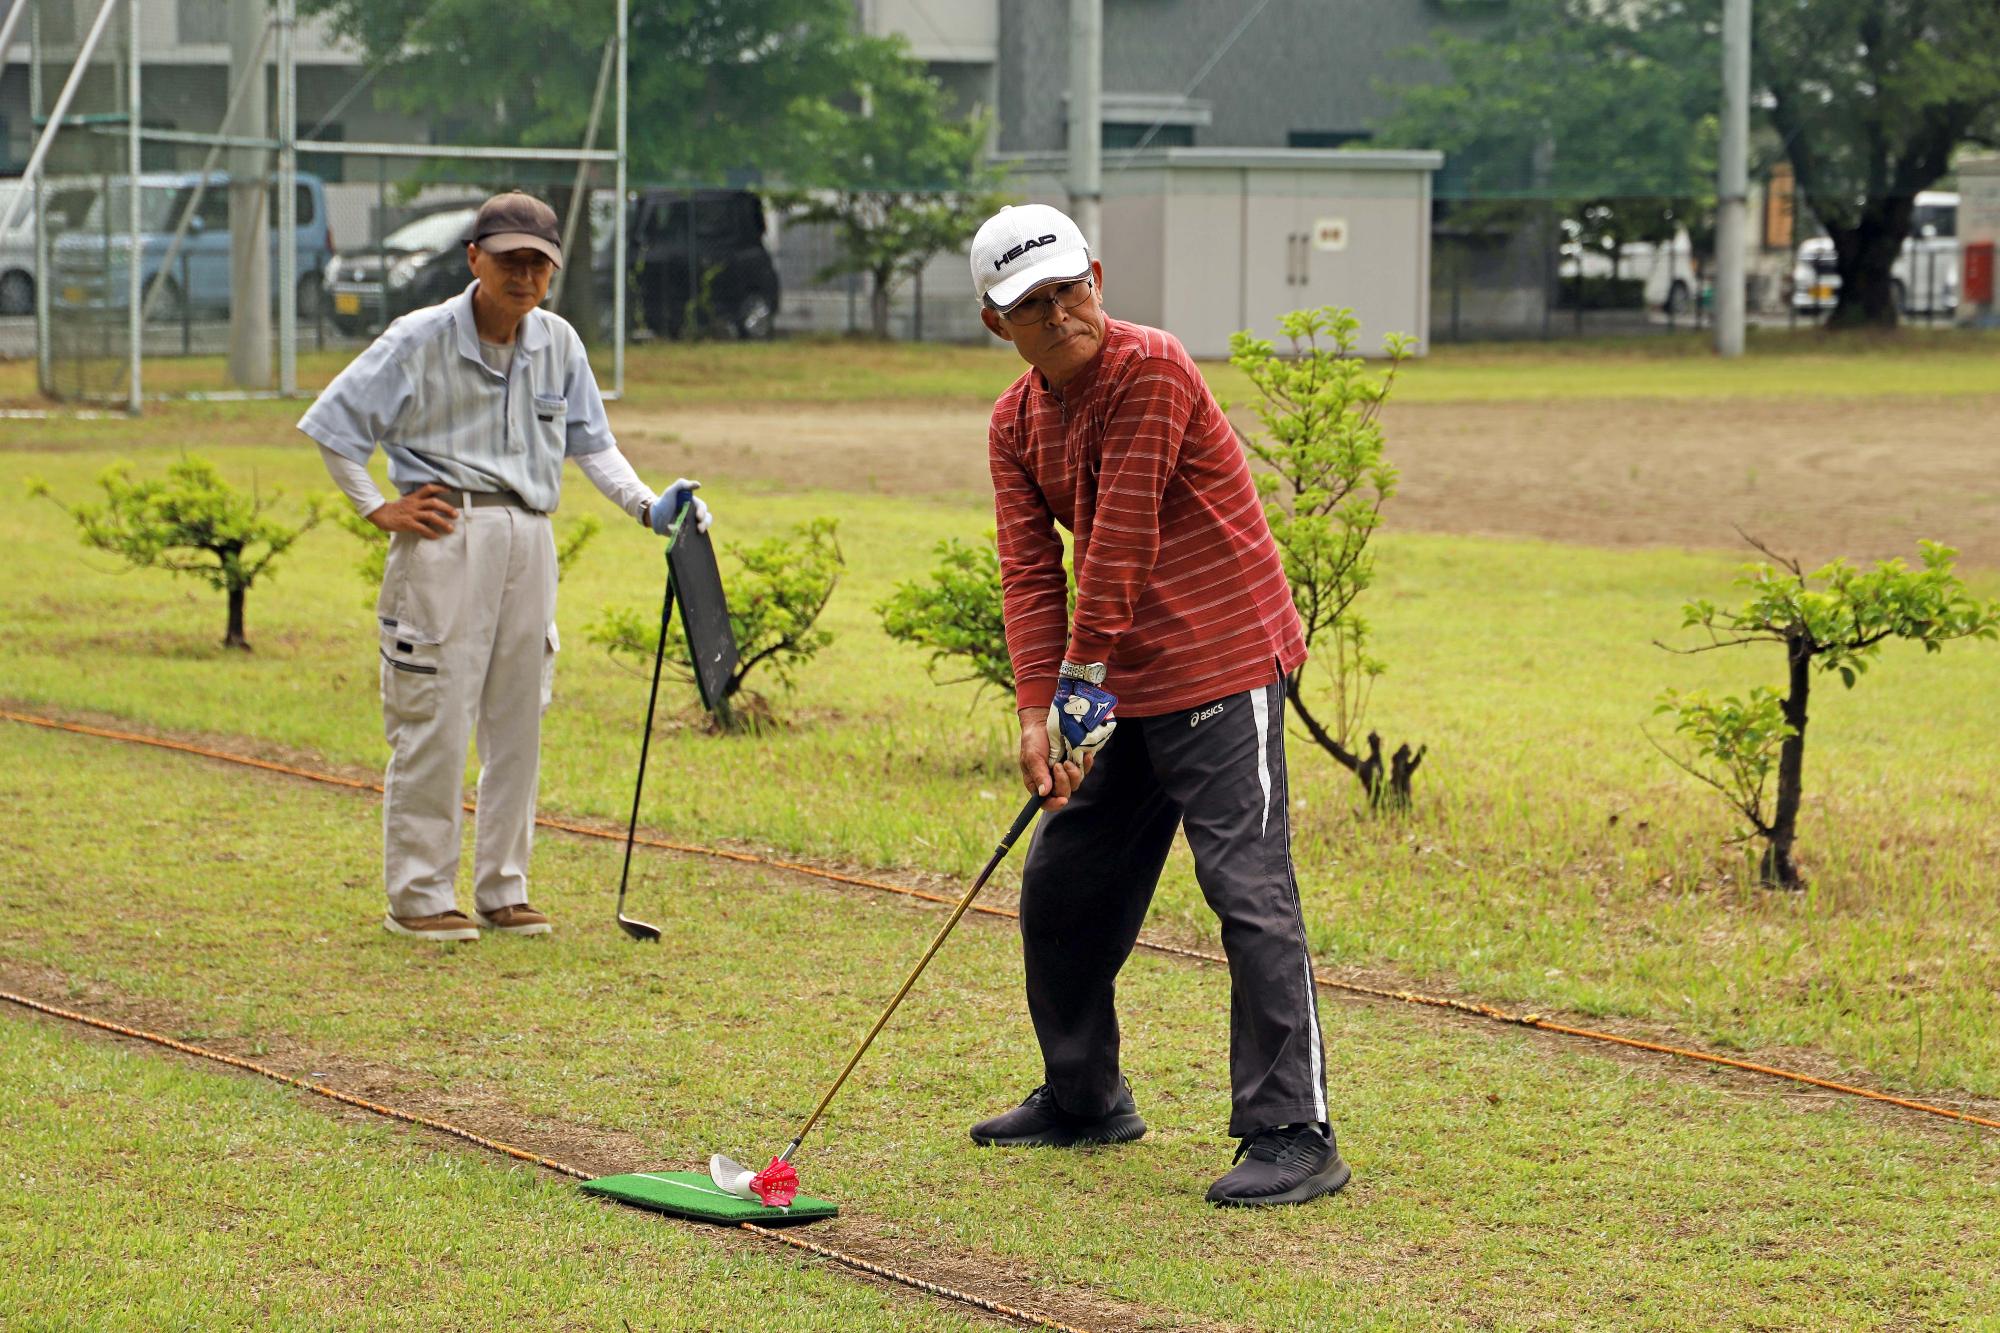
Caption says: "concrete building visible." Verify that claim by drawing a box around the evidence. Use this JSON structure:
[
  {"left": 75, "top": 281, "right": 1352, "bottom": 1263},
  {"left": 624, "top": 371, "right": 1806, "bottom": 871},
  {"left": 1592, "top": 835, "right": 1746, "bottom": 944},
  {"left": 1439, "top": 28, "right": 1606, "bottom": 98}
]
[{"left": 810, "top": 0, "right": 1462, "bottom": 347}]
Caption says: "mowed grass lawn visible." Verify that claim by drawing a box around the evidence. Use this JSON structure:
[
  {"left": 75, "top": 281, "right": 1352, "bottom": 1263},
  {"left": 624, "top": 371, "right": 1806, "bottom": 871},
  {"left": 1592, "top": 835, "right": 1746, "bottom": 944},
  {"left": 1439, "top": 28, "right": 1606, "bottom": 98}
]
[
  {"left": 1, "top": 336, "right": 1998, "bottom": 1325},
  {"left": 3, "top": 722, "right": 1997, "bottom": 1331}
]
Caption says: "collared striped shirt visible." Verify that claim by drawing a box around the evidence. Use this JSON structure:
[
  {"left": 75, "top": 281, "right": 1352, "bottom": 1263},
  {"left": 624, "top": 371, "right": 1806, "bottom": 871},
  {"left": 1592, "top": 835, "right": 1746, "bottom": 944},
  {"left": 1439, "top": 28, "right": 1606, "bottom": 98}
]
[
  {"left": 989, "top": 318, "right": 1307, "bottom": 718},
  {"left": 297, "top": 281, "right": 615, "bottom": 513}
]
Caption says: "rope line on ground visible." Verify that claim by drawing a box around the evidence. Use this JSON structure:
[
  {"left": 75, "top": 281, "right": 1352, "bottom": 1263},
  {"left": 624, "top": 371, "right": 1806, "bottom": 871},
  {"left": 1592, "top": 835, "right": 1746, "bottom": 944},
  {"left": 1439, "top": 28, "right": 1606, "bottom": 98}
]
[
  {"left": 0, "top": 988, "right": 1092, "bottom": 1333},
  {"left": 6, "top": 707, "right": 1996, "bottom": 1135}
]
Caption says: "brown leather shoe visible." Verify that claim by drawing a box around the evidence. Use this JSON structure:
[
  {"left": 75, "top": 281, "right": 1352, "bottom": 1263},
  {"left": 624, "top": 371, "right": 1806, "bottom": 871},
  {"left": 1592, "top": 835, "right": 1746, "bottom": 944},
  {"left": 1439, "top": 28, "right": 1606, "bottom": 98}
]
[
  {"left": 473, "top": 903, "right": 553, "bottom": 936},
  {"left": 383, "top": 909, "right": 480, "bottom": 942}
]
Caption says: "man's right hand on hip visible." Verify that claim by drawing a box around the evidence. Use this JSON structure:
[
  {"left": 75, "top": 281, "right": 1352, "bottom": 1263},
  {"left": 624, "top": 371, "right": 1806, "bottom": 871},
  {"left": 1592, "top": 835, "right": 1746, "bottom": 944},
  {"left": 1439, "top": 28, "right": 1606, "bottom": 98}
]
[{"left": 368, "top": 483, "right": 459, "bottom": 538}]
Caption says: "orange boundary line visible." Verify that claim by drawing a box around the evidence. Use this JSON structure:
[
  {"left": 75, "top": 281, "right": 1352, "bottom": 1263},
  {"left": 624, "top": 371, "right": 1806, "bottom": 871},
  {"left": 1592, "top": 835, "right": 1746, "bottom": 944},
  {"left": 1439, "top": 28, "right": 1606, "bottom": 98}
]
[
  {"left": 0, "top": 988, "right": 1092, "bottom": 1333},
  {"left": 6, "top": 706, "right": 1996, "bottom": 1135}
]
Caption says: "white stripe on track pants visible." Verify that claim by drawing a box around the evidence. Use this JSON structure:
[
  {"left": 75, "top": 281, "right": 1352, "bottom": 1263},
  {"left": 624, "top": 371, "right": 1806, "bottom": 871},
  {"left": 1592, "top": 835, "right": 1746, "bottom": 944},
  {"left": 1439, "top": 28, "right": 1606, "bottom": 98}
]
[
  {"left": 1018, "top": 676, "right": 1330, "bottom": 1137},
  {"left": 375, "top": 504, "right": 557, "bottom": 920}
]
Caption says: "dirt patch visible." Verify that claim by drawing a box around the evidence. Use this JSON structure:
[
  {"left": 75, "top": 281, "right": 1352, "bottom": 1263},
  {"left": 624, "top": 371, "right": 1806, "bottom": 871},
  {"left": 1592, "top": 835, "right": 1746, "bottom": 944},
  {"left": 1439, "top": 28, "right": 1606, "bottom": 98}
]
[{"left": 613, "top": 394, "right": 2000, "bottom": 568}]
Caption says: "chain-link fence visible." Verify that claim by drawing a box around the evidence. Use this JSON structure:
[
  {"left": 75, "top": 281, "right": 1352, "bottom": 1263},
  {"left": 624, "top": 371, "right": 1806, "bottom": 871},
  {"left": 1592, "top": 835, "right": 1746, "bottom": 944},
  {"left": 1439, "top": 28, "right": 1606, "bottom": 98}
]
[{"left": 8, "top": 0, "right": 627, "bottom": 407}]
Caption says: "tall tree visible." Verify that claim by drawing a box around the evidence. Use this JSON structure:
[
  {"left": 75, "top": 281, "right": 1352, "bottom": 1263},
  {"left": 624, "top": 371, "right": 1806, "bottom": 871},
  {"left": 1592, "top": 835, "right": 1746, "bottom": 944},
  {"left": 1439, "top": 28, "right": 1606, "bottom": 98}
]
[
  {"left": 1379, "top": 0, "right": 2000, "bottom": 329},
  {"left": 1758, "top": 0, "right": 2000, "bottom": 327},
  {"left": 1375, "top": 0, "right": 1718, "bottom": 259},
  {"left": 777, "top": 37, "right": 1012, "bottom": 338},
  {"left": 300, "top": 0, "right": 871, "bottom": 186}
]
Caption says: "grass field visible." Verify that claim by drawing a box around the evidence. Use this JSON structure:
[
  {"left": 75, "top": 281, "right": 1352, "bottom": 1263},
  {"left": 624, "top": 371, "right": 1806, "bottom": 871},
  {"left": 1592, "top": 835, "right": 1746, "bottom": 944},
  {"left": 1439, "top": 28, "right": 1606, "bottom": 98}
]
[{"left": 3, "top": 335, "right": 1998, "bottom": 1328}]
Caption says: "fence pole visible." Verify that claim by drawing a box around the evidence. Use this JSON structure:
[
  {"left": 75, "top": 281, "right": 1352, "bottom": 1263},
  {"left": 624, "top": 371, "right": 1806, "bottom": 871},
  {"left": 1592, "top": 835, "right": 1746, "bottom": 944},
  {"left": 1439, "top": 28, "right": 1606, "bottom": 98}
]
[{"left": 126, "top": 0, "right": 141, "bottom": 414}]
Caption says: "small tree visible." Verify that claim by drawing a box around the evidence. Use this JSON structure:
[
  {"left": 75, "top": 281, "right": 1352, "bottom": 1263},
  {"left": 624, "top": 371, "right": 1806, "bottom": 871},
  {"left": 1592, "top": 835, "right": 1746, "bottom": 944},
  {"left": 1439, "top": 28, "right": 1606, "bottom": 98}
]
[
  {"left": 586, "top": 518, "right": 843, "bottom": 730},
  {"left": 1229, "top": 306, "right": 1425, "bottom": 809},
  {"left": 335, "top": 508, "right": 600, "bottom": 600},
  {"left": 29, "top": 457, "right": 324, "bottom": 651},
  {"left": 1655, "top": 537, "right": 2000, "bottom": 889},
  {"left": 776, "top": 37, "right": 1012, "bottom": 339}
]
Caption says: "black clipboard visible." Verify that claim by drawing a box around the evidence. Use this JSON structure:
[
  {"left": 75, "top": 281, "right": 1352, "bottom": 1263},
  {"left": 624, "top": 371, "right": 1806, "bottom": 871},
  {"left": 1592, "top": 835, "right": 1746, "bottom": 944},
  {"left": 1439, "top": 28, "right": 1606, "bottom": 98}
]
[{"left": 667, "top": 518, "right": 738, "bottom": 716}]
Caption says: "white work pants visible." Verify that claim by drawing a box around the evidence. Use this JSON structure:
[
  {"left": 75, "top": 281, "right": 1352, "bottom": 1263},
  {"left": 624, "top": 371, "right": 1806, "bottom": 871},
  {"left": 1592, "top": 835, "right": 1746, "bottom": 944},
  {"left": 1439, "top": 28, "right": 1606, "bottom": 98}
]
[{"left": 375, "top": 504, "right": 558, "bottom": 919}]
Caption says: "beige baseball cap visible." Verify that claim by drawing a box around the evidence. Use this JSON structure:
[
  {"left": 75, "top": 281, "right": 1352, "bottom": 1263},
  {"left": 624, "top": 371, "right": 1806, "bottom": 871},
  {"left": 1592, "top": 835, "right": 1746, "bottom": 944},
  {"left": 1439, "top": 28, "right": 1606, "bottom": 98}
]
[{"left": 472, "top": 191, "right": 562, "bottom": 269}]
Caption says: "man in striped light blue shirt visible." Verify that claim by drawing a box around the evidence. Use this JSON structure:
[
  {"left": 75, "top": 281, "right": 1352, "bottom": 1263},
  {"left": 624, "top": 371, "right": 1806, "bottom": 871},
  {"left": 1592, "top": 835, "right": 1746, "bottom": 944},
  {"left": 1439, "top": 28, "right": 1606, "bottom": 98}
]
[{"left": 300, "top": 192, "right": 709, "bottom": 943}]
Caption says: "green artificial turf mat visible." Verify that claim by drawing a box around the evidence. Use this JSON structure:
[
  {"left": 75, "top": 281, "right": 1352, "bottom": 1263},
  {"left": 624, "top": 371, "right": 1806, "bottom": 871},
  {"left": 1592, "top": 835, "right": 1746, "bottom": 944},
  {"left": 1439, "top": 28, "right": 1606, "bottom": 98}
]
[{"left": 583, "top": 1171, "right": 838, "bottom": 1226}]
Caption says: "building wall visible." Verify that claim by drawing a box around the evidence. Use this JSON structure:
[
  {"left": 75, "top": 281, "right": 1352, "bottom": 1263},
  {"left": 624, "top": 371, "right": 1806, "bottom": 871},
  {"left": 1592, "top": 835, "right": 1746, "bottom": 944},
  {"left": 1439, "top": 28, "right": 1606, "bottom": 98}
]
[{"left": 996, "top": 0, "right": 1461, "bottom": 154}]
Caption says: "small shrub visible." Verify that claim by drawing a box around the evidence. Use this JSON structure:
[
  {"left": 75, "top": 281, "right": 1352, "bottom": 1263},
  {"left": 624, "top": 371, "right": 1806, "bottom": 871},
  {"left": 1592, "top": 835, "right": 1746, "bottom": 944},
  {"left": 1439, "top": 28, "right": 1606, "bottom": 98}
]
[
  {"left": 586, "top": 517, "right": 844, "bottom": 730},
  {"left": 29, "top": 456, "right": 324, "bottom": 651},
  {"left": 877, "top": 533, "right": 1076, "bottom": 701}
]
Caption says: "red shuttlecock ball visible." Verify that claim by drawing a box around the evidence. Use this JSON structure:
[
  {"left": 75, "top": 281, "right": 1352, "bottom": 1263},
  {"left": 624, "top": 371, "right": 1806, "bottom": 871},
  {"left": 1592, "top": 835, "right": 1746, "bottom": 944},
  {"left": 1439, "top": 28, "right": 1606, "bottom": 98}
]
[{"left": 750, "top": 1157, "right": 799, "bottom": 1207}]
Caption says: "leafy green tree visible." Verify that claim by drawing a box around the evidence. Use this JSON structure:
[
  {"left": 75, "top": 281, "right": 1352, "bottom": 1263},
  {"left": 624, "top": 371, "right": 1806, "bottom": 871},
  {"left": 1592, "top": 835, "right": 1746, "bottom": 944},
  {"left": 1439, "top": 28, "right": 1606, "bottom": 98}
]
[
  {"left": 1758, "top": 1, "right": 2000, "bottom": 328},
  {"left": 299, "top": 0, "right": 872, "bottom": 187},
  {"left": 777, "top": 37, "right": 1013, "bottom": 338},
  {"left": 1375, "top": 0, "right": 1717, "bottom": 274},
  {"left": 1229, "top": 307, "right": 1425, "bottom": 810},
  {"left": 585, "top": 518, "right": 843, "bottom": 729},
  {"left": 1382, "top": 0, "right": 2000, "bottom": 328},
  {"left": 29, "top": 457, "right": 324, "bottom": 651},
  {"left": 335, "top": 508, "right": 601, "bottom": 601},
  {"left": 1655, "top": 538, "right": 2000, "bottom": 888}
]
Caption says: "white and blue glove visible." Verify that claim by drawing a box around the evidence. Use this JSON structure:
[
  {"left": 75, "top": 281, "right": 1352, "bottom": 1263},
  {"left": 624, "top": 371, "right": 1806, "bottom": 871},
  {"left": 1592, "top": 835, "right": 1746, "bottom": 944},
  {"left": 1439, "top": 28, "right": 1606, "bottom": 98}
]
[
  {"left": 647, "top": 478, "right": 712, "bottom": 535},
  {"left": 1048, "top": 674, "right": 1118, "bottom": 765}
]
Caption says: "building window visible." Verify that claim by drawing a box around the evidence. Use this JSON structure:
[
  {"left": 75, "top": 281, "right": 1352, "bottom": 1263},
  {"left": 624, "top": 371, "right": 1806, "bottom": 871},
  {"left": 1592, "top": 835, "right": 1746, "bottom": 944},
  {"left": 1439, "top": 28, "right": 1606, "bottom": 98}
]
[
  {"left": 1103, "top": 123, "right": 1194, "bottom": 150},
  {"left": 1288, "top": 130, "right": 1373, "bottom": 149}
]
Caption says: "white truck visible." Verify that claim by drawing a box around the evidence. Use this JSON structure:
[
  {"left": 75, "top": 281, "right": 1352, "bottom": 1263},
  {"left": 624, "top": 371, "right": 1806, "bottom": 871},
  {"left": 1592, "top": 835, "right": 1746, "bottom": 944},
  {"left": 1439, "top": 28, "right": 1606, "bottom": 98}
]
[{"left": 1791, "top": 191, "right": 1959, "bottom": 316}]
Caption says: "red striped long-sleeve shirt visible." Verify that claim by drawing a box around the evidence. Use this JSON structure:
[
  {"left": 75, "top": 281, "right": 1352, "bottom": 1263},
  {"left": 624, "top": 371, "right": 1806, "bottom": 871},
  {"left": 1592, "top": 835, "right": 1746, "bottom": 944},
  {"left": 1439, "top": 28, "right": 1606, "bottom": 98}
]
[{"left": 989, "top": 318, "right": 1306, "bottom": 717}]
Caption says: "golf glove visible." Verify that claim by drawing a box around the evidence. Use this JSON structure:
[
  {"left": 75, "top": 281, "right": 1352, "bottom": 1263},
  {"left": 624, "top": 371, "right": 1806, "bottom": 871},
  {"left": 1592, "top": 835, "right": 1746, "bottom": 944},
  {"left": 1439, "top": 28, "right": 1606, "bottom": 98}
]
[
  {"left": 647, "top": 478, "right": 711, "bottom": 535},
  {"left": 1047, "top": 678, "right": 1118, "bottom": 765}
]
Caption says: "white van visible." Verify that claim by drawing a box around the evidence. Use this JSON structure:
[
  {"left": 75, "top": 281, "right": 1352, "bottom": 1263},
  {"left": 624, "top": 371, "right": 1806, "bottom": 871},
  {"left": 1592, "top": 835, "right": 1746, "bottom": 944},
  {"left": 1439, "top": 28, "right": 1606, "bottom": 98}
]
[
  {"left": 1558, "top": 226, "right": 1701, "bottom": 315},
  {"left": 1791, "top": 191, "right": 1958, "bottom": 316}
]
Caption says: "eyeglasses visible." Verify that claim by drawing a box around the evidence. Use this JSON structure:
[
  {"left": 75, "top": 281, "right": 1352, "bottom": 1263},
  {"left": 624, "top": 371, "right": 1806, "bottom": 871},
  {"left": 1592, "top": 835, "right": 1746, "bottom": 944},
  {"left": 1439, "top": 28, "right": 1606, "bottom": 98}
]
[{"left": 992, "top": 277, "right": 1095, "bottom": 326}]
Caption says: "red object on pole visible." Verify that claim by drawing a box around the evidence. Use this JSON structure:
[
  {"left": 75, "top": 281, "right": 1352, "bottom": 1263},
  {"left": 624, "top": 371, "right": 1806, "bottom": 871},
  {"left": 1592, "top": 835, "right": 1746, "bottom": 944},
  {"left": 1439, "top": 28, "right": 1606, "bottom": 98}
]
[
  {"left": 750, "top": 1157, "right": 799, "bottom": 1208},
  {"left": 1966, "top": 242, "right": 1995, "bottom": 306}
]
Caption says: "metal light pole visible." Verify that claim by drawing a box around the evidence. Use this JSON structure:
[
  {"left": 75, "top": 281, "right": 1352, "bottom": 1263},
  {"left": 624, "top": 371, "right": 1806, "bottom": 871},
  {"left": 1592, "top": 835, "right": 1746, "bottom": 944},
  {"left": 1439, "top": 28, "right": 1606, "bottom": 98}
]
[
  {"left": 1067, "top": 0, "right": 1101, "bottom": 249},
  {"left": 226, "top": 0, "right": 271, "bottom": 388},
  {"left": 1716, "top": 0, "right": 1751, "bottom": 357}
]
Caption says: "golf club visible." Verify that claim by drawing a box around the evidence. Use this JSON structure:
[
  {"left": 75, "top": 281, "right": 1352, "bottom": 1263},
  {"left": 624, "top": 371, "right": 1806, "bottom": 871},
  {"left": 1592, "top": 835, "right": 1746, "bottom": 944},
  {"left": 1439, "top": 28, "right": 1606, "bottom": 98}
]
[
  {"left": 711, "top": 790, "right": 1042, "bottom": 1205},
  {"left": 612, "top": 508, "right": 690, "bottom": 943}
]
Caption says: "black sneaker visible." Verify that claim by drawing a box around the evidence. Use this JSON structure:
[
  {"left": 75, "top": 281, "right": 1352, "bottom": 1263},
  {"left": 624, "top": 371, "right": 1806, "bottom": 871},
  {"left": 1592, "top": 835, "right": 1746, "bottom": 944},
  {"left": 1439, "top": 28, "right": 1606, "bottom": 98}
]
[
  {"left": 1206, "top": 1124, "right": 1350, "bottom": 1207},
  {"left": 968, "top": 1081, "right": 1147, "bottom": 1148}
]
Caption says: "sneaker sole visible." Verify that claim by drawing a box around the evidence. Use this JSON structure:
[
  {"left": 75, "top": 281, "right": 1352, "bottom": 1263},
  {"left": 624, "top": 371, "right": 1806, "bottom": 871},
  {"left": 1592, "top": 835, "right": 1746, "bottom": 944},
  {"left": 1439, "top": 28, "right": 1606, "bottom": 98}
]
[
  {"left": 1207, "top": 1154, "right": 1351, "bottom": 1208},
  {"left": 471, "top": 909, "right": 552, "bottom": 936},
  {"left": 969, "top": 1113, "right": 1147, "bottom": 1148},
  {"left": 382, "top": 914, "right": 479, "bottom": 942}
]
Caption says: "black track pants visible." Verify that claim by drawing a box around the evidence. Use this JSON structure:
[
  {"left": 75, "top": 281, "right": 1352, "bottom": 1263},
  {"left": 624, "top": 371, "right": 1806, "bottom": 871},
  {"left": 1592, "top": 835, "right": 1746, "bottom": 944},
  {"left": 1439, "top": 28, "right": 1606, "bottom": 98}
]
[{"left": 1018, "top": 677, "right": 1329, "bottom": 1137}]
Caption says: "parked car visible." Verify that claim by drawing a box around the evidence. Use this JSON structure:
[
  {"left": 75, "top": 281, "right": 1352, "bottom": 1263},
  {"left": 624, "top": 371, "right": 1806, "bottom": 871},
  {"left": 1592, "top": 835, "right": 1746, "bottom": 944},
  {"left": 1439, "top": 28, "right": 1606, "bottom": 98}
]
[
  {"left": 623, "top": 189, "right": 778, "bottom": 339},
  {"left": 325, "top": 203, "right": 481, "bottom": 336},
  {"left": 51, "top": 170, "right": 335, "bottom": 321},
  {"left": 0, "top": 178, "right": 101, "bottom": 316},
  {"left": 1792, "top": 191, "right": 1958, "bottom": 316}
]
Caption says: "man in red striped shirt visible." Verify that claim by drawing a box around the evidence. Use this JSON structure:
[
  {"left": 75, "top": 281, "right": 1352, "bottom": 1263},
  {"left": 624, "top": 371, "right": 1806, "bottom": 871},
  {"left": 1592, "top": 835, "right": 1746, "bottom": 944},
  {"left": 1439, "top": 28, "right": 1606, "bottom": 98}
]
[{"left": 963, "top": 204, "right": 1349, "bottom": 1207}]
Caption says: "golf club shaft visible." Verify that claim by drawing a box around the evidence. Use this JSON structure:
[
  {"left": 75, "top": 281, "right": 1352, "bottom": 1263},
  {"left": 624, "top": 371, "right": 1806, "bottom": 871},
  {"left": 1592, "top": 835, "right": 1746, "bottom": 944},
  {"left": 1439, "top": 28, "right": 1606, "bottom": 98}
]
[
  {"left": 616, "top": 535, "right": 682, "bottom": 919},
  {"left": 779, "top": 792, "right": 1042, "bottom": 1162}
]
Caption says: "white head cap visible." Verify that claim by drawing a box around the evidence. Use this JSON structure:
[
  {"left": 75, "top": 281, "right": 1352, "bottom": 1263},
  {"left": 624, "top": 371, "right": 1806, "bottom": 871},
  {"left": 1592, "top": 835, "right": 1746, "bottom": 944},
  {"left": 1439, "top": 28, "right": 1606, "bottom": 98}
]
[{"left": 969, "top": 203, "right": 1091, "bottom": 312}]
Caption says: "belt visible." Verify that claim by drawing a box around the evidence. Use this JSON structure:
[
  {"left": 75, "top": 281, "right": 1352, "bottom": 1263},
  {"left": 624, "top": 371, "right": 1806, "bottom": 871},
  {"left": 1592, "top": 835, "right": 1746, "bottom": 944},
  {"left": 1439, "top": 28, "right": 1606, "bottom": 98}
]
[{"left": 403, "top": 487, "right": 535, "bottom": 511}]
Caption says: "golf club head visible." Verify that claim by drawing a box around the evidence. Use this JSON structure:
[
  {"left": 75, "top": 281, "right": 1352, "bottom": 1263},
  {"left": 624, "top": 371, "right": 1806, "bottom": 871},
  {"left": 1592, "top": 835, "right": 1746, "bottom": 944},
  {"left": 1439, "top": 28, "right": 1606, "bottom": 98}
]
[
  {"left": 709, "top": 1153, "right": 758, "bottom": 1200},
  {"left": 617, "top": 912, "right": 661, "bottom": 943}
]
